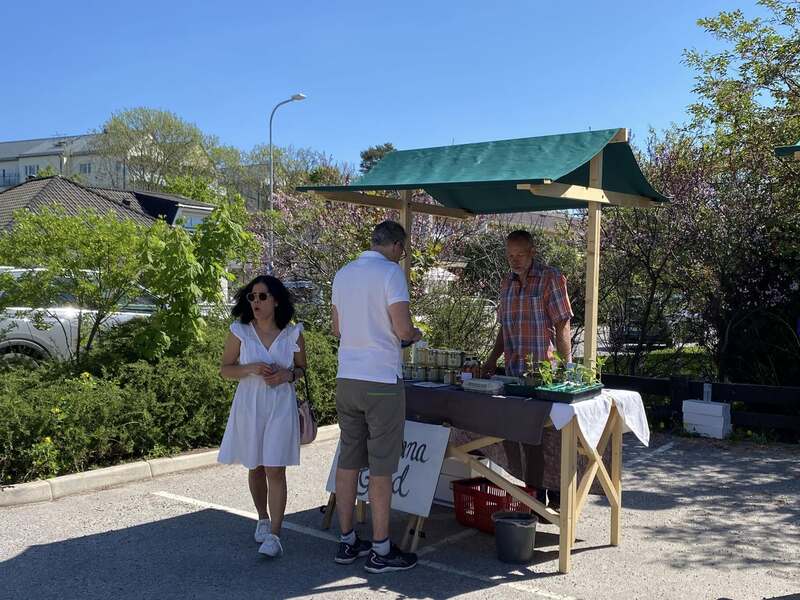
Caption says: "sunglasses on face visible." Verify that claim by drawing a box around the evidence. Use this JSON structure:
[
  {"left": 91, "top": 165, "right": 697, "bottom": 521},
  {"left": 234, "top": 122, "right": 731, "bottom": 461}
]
[{"left": 246, "top": 292, "right": 270, "bottom": 302}]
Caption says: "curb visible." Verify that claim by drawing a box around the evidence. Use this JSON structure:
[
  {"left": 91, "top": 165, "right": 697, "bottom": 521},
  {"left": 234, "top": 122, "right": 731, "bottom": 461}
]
[{"left": 0, "top": 424, "right": 341, "bottom": 508}]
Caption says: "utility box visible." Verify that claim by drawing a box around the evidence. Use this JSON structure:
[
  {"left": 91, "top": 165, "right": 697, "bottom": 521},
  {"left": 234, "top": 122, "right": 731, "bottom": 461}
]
[{"left": 683, "top": 399, "right": 732, "bottom": 439}]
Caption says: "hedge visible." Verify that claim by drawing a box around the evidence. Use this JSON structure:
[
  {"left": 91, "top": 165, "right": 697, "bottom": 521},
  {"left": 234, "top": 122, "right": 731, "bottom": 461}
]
[{"left": 0, "top": 319, "right": 339, "bottom": 485}]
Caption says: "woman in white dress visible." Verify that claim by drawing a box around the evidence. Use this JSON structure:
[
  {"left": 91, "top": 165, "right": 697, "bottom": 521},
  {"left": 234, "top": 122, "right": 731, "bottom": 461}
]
[{"left": 219, "top": 275, "right": 306, "bottom": 558}]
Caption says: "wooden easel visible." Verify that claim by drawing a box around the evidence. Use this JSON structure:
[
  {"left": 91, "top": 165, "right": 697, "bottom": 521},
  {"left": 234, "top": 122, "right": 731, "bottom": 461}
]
[
  {"left": 321, "top": 493, "right": 427, "bottom": 553},
  {"left": 321, "top": 495, "right": 368, "bottom": 530}
]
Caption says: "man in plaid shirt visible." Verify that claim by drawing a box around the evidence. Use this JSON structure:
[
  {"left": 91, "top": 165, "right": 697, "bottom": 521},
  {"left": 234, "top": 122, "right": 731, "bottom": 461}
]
[
  {"left": 483, "top": 230, "right": 573, "bottom": 376},
  {"left": 483, "top": 229, "right": 574, "bottom": 508}
]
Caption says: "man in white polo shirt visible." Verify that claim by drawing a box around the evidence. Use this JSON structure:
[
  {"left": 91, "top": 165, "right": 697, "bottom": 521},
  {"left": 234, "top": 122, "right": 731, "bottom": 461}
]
[{"left": 331, "top": 220, "right": 422, "bottom": 573}]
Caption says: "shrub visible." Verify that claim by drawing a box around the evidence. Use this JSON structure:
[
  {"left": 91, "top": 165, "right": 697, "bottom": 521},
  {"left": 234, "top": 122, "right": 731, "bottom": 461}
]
[
  {"left": 0, "top": 317, "right": 339, "bottom": 484},
  {"left": 297, "top": 329, "right": 338, "bottom": 426}
]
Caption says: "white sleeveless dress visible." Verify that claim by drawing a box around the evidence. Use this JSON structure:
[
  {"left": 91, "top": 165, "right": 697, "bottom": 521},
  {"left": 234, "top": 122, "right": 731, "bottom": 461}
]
[{"left": 217, "top": 321, "right": 303, "bottom": 468}]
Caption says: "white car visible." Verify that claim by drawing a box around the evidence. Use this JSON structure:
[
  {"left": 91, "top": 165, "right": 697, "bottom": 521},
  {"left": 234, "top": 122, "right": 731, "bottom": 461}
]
[{"left": 0, "top": 267, "right": 157, "bottom": 364}]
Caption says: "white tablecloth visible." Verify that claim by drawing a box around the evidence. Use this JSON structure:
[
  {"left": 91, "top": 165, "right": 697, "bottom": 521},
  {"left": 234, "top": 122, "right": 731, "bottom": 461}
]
[{"left": 548, "top": 389, "right": 650, "bottom": 449}]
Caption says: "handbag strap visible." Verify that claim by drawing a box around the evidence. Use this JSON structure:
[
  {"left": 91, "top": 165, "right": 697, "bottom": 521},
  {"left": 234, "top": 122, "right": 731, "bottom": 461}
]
[{"left": 301, "top": 365, "right": 316, "bottom": 420}]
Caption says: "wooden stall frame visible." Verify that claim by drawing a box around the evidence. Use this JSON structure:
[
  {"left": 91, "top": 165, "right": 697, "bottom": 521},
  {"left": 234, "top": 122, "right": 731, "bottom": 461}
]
[
  {"left": 321, "top": 404, "right": 624, "bottom": 573},
  {"left": 306, "top": 127, "right": 659, "bottom": 572}
]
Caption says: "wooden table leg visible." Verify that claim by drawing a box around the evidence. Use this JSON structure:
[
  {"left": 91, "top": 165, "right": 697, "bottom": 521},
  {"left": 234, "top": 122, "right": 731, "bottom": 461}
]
[
  {"left": 322, "top": 493, "right": 336, "bottom": 530},
  {"left": 355, "top": 499, "right": 367, "bottom": 524},
  {"left": 559, "top": 418, "right": 578, "bottom": 574},
  {"left": 611, "top": 406, "right": 623, "bottom": 546}
]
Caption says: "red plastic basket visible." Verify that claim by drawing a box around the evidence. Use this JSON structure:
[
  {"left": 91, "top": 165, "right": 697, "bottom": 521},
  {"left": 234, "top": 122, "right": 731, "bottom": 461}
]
[{"left": 452, "top": 477, "right": 536, "bottom": 534}]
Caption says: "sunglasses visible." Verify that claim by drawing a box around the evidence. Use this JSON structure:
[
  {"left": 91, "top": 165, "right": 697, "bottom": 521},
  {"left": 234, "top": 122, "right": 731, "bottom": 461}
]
[{"left": 246, "top": 292, "right": 271, "bottom": 302}]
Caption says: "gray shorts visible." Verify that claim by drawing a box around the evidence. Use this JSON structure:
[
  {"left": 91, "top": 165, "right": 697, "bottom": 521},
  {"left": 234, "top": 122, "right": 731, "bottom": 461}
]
[{"left": 335, "top": 378, "right": 405, "bottom": 476}]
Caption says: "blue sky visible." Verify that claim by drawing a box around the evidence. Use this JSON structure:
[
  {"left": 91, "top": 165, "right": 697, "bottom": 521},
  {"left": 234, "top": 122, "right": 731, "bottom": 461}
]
[{"left": 2, "top": 0, "right": 763, "bottom": 167}]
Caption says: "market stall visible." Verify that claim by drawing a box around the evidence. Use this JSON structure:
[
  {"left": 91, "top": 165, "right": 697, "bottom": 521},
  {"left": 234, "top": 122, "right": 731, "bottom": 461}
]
[
  {"left": 299, "top": 127, "right": 668, "bottom": 573},
  {"left": 775, "top": 140, "right": 800, "bottom": 160}
]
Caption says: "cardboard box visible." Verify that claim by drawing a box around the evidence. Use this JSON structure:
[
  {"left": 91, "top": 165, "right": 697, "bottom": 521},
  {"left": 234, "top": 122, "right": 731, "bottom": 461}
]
[
  {"left": 683, "top": 399, "right": 731, "bottom": 418},
  {"left": 683, "top": 399, "right": 732, "bottom": 439}
]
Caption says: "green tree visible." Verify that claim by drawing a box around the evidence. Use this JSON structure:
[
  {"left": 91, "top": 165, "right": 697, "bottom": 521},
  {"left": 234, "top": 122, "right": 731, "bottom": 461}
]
[
  {"left": 678, "top": 0, "right": 800, "bottom": 383},
  {"left": 603, "top": 0, "right": 800, "bottom": 383},
  {"left": 0, "top": 209, "right": 147, "bottom": 362},
  {"left": 34, "top": 165, "right": 57, "bottom": 178},
  {"left": 93, "top": 107, "right": 216, "bottom": 191},
  {"left": 359, "top": 142, "right": 395, "bottom": 174},
  {"left": 140, "top": 199, "right": 254, "bottom": 357}
]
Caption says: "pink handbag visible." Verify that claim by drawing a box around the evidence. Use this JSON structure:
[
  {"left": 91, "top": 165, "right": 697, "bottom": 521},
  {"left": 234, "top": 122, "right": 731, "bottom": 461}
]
[{"left": 298, "top": 369, "right": 317, "bottom": 445}]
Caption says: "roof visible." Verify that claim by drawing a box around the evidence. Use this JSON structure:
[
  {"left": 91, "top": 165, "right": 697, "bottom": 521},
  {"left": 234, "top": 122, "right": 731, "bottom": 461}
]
[
  {"left": 298, "top": 128, "right": 669, "bottom": 213},
  {"left": 0, "top": 176, "right": 155, "bottom": 229},
  {"left": 0, "top": 134, "right": 98, "bottom": 161},
  {"left": 775, "top": 140, "right": 800, "bottom": 158},
  {"left": 88, "top": 187, "right": 214, "bottom": 224}
]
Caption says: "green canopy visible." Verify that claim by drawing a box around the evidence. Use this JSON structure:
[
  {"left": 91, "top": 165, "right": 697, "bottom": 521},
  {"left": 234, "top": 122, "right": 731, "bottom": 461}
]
[
  {"left": 775, "top": 140, "right": 800, "bottom": 158},
  {"left": 298, "top": 128, "right": 669, "bottom": 214}
]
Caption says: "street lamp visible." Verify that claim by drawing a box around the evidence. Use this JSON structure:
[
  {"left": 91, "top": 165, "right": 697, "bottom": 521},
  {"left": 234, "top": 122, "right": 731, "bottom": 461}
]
[{"left": 268, "top": 92, "right": 306, "bottom": 274}]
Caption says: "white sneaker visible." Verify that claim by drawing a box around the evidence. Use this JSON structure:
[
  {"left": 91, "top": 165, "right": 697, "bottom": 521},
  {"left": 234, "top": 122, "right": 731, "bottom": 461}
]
[
  {"left": 254, "top": 519, "right": 271, "bottom": 544},
  {"left": 258, "top": 534, "right": 283, "bottom": 557}
]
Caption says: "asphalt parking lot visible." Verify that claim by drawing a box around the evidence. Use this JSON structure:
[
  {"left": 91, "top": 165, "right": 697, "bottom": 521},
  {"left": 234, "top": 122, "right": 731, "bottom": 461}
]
[{"left": 1, "top": 432, "right": 798, "bottom": 600}]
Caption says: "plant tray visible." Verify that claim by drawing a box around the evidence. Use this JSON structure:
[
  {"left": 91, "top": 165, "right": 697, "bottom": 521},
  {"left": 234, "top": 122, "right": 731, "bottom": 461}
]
[
  {"left": 534, "top": 383, "right": 604, "bottom": 404},
  {"left": 503, "top": 384, "right": 540, "bottom": 398}
]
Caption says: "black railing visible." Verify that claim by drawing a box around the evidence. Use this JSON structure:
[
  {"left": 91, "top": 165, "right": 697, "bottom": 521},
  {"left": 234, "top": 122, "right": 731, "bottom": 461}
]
[{"left": 601, "top": 373, "right": 800, "bottom": 433}]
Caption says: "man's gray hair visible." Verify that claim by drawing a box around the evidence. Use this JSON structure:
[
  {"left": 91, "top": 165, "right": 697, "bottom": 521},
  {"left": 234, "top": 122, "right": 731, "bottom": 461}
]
[
  {"left": 371, "top": 220, "right": 407, "bottom": 246},
  {"left": 506, "top": 230, "right": 535, "bottom": 247}
]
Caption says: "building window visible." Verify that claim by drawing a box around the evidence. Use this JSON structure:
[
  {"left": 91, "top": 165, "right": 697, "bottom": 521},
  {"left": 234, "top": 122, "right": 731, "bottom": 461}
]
[
  {"left": 79, "top": 163, "right": 92, "bottom": 174},
  {"left": 181, "top": 214, "right": 206, "bottom": 230},
  {"left": 115, "top": 161, "right": 123, "bottom": 173},
  {"left": 24, "top": 165, "right": 39, "bottom": 177}
]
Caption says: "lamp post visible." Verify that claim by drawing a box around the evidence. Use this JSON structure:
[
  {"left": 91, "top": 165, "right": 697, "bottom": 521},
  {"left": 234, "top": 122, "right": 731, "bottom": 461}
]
[{"left": 268, "top": 92, "right": 306, "bottom": 274}]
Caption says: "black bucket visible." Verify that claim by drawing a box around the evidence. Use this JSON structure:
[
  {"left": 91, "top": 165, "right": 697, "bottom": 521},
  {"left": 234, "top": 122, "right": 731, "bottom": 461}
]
[{"left": 492, "top": 511, "right": 537, "bottom": 564}]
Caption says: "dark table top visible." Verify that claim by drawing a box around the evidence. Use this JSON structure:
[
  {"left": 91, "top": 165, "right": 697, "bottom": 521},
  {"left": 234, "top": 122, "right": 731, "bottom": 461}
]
[{"left": 404, "top": 382, "right": 552, "bottom": 445}]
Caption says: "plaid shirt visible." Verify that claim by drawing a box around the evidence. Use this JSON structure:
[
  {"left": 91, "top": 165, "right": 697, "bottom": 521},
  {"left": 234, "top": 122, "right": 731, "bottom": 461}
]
[{"left": 498, "top": 262, "right": 573, "bottom": 377}]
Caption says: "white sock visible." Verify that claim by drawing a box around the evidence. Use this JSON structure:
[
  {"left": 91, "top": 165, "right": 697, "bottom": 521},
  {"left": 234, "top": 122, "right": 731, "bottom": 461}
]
[
  {"left": 340, "top": 530, "right": 356, "bottom": 545},
  {"left": 373, "top": 537, "right": 390, "bottom": 556}
]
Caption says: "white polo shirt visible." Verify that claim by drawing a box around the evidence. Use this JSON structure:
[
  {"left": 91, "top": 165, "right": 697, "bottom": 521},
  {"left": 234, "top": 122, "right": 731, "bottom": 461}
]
[{"left": 332, "top": 250, "right": 410, "bottom": 384}]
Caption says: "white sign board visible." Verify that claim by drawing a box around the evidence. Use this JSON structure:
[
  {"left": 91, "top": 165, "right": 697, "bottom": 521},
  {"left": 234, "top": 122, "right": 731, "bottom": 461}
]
[{"left": 325, "top": 420, "right": 450, "bottom": 518}]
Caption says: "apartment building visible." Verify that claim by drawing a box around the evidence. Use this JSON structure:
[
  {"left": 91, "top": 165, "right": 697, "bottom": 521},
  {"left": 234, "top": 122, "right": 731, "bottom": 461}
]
[{"left": 0, "top": 134, "right": 127, "bottom": 191}]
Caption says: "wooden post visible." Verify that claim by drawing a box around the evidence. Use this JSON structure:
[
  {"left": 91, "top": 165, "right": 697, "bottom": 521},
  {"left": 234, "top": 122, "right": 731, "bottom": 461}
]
[
  {"left": 401, "top": 514, "right": 417, "bottom": 550},
  {"left": 355, "top": 499, "right": 367, "bottom": 524},
  {"left": 583, "top": 153, "right": 603, "bottom": 368},
  {"left": 321, "top": 493, "right": 336, "bottom": 530},
  {"left": 584, "top": 203, "right": 601, "bottom": 368},
  {"left": 558, "top": 418, "right": 578, "bottom": 574},
  {"left": 610, "top": 407, "right": 623, "bottom": 545},
  {"left": 409, "top": 516, "right": 426, "bottom": 553},
  {"left": 399, "top": 189, "right": 413, "bottom": 281}
]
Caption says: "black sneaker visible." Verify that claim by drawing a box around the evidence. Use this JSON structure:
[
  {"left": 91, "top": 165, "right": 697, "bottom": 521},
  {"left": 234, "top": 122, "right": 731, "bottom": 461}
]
[
  {"left": 335, "top": 536, "right": 372, "bottom": 564},
  {"left": 364, "top": 544, "right": 418, "bottom": 573}
]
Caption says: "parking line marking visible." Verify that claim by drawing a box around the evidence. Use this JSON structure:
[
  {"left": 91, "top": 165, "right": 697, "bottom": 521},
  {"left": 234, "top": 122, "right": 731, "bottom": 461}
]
[
  {"left": 153, "top": 491, "right": 339, "bottom": 543},
  {"left": 152, "top": 491, "right": 576, "bottom": 600},
  {"left": 651, "top": 441, "right": 675, "bottom": 455},
  {"left": 417, "top": 528, "right": 477, "bottom": 556},
  {"left": 627, "top": 441, "right": 675, "bottom": 467}
]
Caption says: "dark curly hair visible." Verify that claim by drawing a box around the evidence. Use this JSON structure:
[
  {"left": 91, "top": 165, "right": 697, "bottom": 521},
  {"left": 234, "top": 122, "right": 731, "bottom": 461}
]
[{"left": 231, "top": 275, "right": 295, "bottom": 329}]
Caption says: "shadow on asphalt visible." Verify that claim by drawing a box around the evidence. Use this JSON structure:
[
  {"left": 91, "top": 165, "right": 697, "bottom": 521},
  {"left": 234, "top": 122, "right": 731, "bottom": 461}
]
[
  {"left": 628, "top": 440, "right": 800, "bottom": 573},
  {"left": 0, "top": 503, "right": 598, "bottom": 600}
]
